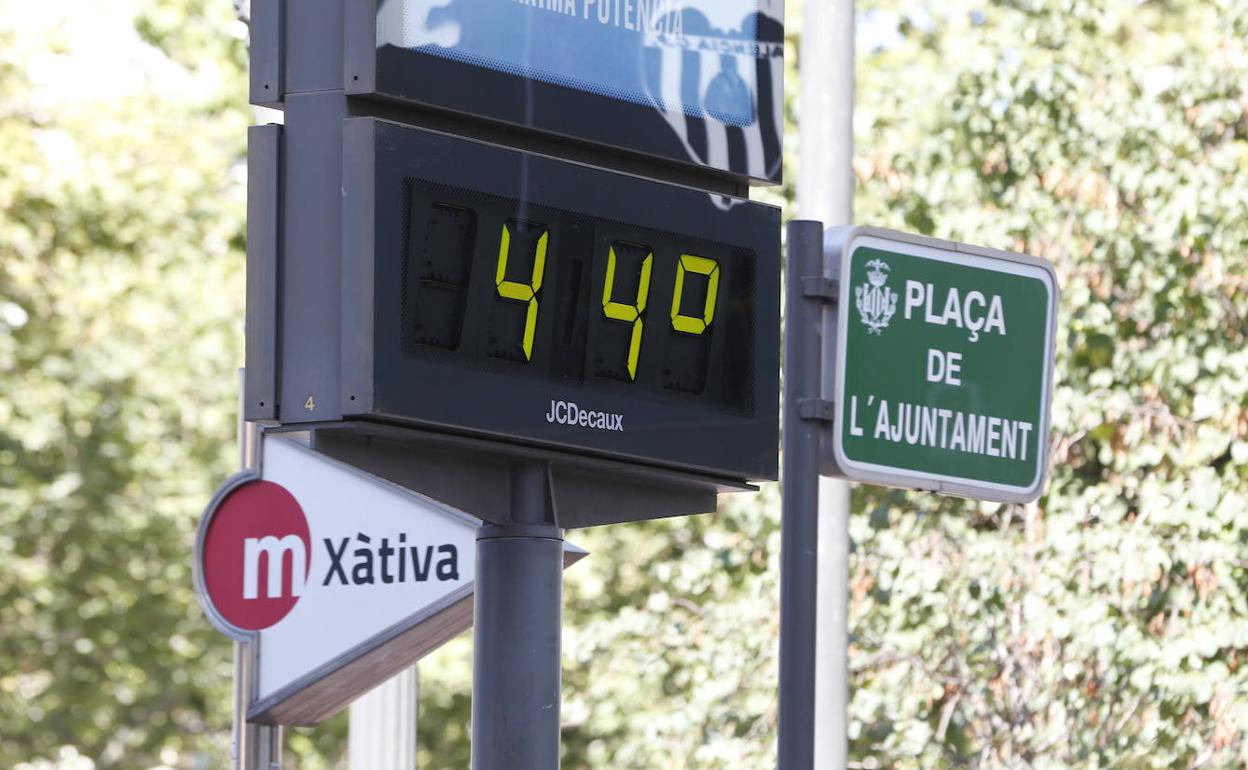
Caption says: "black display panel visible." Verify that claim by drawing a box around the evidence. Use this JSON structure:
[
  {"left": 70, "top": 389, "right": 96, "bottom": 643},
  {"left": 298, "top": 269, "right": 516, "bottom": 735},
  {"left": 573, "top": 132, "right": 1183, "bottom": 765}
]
[
  {"left": 342, "top": 119, "right": 780, "bottom": 481},
  {"left": 346, "top": 0, "right": 784, "bottom": 184},
  {"left": 400, "top": 180, "right": 757, "bottom": 411}
]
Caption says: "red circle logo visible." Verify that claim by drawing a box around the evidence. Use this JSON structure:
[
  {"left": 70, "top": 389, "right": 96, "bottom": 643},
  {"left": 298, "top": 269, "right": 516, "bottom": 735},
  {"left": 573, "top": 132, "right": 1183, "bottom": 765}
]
[{"left": 201, "top": 480, "right": 311, "bottom": 631}]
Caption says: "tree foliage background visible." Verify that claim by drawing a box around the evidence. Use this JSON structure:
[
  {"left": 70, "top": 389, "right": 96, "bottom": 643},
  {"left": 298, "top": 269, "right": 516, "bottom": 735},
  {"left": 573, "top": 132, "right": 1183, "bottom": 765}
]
[
  {"left": 2, "top": 0, "right": 1247, "bottom": 768},
  {"left": 0, "top": 1, "right": 248, "bottom": 767}
]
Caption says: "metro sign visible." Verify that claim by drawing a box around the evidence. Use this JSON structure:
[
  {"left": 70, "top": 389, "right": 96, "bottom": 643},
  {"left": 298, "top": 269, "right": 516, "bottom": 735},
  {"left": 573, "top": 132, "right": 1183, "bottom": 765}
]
[
  {"left": 825, "top": 227, "right": 1059, "bottom": 503},
  {"left": 200, "top": 479, "right": 313, "bottom": 631},
  {"left": 194, "top": 434, "right": 584, "bottom": 725},
  {"left": 199, "top": 476, "right": 465, "bottom": 633}
]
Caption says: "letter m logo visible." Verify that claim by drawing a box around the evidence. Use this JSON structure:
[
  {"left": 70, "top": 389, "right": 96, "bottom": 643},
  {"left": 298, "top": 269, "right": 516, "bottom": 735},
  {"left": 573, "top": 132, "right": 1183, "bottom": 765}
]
[{"left": 243, "top": 535, "right": 308, "bottom": 600}]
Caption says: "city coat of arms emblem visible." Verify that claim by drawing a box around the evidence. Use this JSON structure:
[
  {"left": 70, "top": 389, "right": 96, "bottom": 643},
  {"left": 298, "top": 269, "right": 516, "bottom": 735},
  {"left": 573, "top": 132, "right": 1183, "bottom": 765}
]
[{"left": 855, "top": 259, "right": 897, "bottom": 334}]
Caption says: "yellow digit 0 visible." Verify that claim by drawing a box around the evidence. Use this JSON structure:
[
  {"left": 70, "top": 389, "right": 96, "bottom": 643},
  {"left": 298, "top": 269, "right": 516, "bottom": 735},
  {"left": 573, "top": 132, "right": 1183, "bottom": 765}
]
[
  {"left": 495, "top": 221, "right": 548, "bottom": 361},
  {"left": 601, "top": 244, "right": 653, "bottom": 380},
  {"left": 670, "top": 254, "right": 720, "bottom": 334}
]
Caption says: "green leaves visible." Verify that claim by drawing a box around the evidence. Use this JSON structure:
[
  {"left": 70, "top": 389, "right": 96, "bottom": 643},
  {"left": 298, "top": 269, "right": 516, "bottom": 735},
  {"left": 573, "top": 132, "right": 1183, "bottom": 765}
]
[
  {"left": 0, "top": 2, "right": 245, "bottom": 767},
  {"left": 848, "top": 0, "right": 1248, "bottom": 765}
]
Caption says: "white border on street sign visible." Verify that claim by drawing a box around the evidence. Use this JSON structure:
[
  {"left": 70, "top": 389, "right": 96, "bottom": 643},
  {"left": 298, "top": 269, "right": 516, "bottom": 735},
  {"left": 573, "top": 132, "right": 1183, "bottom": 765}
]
[{"left": 826, "top": 226, "right": 1060, "bottom": 504}]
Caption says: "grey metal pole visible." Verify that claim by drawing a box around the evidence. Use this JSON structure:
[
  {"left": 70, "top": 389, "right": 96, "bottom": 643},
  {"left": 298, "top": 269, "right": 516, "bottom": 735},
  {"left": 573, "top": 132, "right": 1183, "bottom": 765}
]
[
  {"left": 236, "top": 369, "right": 283, "bottom": 770},
  {"left": 779, "top": 220, "right": 827, "bottom": 770},
  {"left": 799, "top": 1, "right": 856, "bottom": 767},
  {"left": 471, "top": 463, "right": 564, "bottom": 770}
]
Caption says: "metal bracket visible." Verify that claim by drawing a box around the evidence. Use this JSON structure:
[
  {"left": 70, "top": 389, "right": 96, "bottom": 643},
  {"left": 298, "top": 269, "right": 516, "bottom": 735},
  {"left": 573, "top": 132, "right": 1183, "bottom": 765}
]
[
  {"left": 797, "top": 398, "right": 835, "bottom": 423},
  {"left": 244, "top": 125, "right": 282, "bottom": 424},
  {"left": 801, "top": 276, "right": 839, "bottom": 302},
  {"left": 249, "top": 0, "right": 285, "bottom": 108}
]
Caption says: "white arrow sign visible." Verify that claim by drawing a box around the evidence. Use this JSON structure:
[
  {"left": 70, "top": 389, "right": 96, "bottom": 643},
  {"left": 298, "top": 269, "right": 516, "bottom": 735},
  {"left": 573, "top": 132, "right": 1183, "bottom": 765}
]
[{"left": 194, "top": 434, "right": 585, "bottom": 725}]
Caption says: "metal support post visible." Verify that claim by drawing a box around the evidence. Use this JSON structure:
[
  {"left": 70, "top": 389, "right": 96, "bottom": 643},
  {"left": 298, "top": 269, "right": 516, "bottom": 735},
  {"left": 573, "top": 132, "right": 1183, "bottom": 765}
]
[
  {"left": 233, "top": 640, "right": 282, "bottom": 770},
  {"left": 236, "top": 369, "right": 283, "bottom": 770},
  {"left": 799, "top": 0, "right": 855, "bottom": 765},
  {"left": 349, "top": 667, "right": 419, "bottom": 770},
  {"left": 471, "top": 463, "right": 564, "bottom": 770},
  {"left": 240, "top": 714, "right": 282, "bottom": 770},
  {"left": 779, "top": 221, "right": 828, "bottom": 770}
]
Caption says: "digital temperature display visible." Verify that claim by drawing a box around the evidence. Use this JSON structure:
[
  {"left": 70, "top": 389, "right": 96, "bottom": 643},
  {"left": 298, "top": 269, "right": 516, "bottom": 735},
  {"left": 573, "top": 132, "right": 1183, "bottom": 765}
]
[
  {"left": 400, "top": 181, "right": 758, "bottom": 414},
  {"left": 340, "top": 119, "right": 779, "bottom": 481}
]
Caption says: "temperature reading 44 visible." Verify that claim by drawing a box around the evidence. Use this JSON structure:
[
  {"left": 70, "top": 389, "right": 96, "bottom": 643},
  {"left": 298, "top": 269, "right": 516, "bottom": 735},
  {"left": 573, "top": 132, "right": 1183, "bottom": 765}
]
[
  {"left": 401, "top": 179, "right": 754, "bottom": 413},
  {"left": 487, "top": 225, "right": 720, "bottom": 379},
  {"left": 342, "top": 118, "right": 780, "bottom": 481}
]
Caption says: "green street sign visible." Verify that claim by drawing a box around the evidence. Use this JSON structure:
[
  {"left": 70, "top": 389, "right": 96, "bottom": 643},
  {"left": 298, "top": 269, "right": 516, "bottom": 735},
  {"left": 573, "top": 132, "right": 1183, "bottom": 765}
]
[{"left": 827, "top": 227, "right": 1059, "bottom": 503}]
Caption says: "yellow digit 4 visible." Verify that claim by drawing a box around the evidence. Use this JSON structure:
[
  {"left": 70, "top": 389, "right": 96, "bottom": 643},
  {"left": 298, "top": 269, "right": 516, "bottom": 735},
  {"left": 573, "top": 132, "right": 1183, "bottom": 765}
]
[
  {"left": 670, "top": 254, "right": 720, "bottom": 334},
  {"left": 495, "top": 220, "right": 549, "bottom": 361},
  {"left": 601, "top": 244, "right": 653, "bottom": 380}
]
